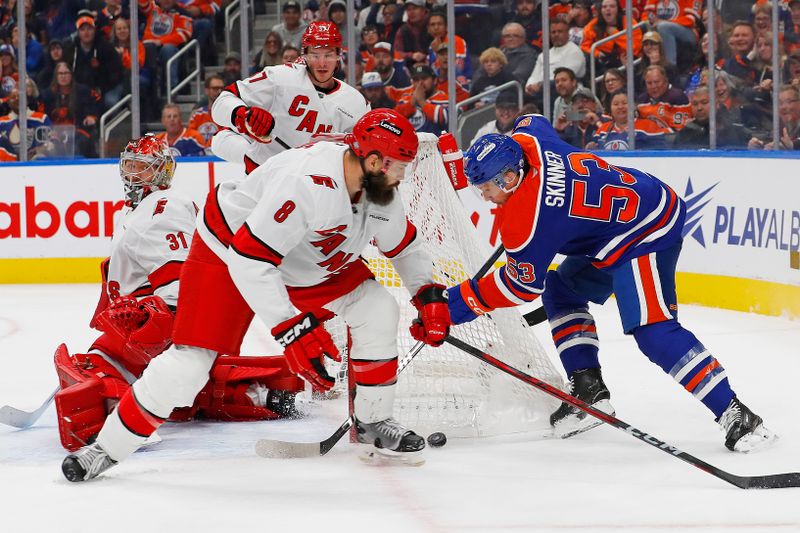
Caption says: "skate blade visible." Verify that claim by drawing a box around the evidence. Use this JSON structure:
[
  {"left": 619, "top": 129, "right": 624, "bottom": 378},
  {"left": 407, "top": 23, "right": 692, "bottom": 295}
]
[
  {"left": 358, "top": 447, "right": 425, "bottom": 467},
  {"left": 553, "top": 400, "right": 614, "bottom": 439},
  {"left": 733, "top": 425, "right": 779, "bottom": 453}
]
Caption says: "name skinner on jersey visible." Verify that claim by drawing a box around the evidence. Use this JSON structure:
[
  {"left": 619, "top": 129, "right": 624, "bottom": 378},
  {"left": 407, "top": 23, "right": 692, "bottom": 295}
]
[{"left": 544, "top": 150, "right": 566, "bottom": 208}]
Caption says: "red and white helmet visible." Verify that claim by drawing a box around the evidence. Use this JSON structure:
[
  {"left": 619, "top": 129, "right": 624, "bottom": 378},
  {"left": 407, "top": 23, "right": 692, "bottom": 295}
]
[
  {"left": 119, "top": 134, "right": 176, "bottom": 207},
  {"left": 301, "top": 21, "right": 343, "bottom": 52},
  {"left": 346, "top": 109, "right": 418, "bottom": 163}
]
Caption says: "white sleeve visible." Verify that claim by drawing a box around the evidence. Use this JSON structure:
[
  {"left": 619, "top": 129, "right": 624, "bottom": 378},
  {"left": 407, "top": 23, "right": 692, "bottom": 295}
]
[
  {"left": 210, "top": 128, "right": 254, "bottom": 164},
  {"left": 526, "top": 55, "right": 543, "bottom": 86},
  {"left": 566, "top": 45, "right": 587, "bottom": 79},
  {"left": 225, "top": 175, "right": 316, "bottom": 329},
  {"left": 373, "top": 199, "right": 432, "bottom": 296},
  {"left": 211, "top": 68, "right": 279, "bottom": 128},
  {"left": 129, "top": 195, "right": 197, "bottom": 307}
]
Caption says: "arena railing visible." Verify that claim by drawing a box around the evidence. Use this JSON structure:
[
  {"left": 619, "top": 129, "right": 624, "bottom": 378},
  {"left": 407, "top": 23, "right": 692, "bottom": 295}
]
[
  {"left": 225, "top": 0, "right": 242, "bottom": 61},
  {"left": 167, "top": 39, "right": 202, "bottom": 104},
  {"left": 588, "top": 21, "right": 649, "bottom": 96},
  {"left": 99, "top": 94, "right": 132, "bottom": 158}
]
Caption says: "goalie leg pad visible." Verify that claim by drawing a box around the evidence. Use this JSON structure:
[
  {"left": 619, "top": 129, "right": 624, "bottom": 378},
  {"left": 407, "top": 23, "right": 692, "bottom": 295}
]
[
  {"left": 191, "top": 355, "right": 305, "bottom": 420},
  {"left": 54, "top": 344, "right": 131, "bottom": 451}
]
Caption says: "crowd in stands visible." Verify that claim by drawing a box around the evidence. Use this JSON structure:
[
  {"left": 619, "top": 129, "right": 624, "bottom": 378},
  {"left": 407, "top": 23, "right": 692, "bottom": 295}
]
[
  {"left": 1, "top": 0, "right": 800, "bottom": 161},
  {"left": 342, "top": 0, "right": 800, "bottom": 152}
]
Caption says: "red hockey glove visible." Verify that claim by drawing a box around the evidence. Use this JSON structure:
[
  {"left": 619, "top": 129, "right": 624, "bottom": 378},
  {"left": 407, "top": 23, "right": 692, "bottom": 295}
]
[
  {"left": 97, "top": 295, "right": 174, "bottom": 365},
  {"left": 271, "top": 312, "right": 341, "bottom": 392},
  {"left": 233, "top": 105, "right": 274, "bottom": 143},
  {"left": 410, "top": 283, "right": 451, "bottom": 346}
]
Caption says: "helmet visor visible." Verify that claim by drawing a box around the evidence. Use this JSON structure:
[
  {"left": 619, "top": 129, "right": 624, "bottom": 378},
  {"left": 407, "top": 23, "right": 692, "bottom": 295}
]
[{"left": 381, "top": 156, "right": 410, "bottom": 183}]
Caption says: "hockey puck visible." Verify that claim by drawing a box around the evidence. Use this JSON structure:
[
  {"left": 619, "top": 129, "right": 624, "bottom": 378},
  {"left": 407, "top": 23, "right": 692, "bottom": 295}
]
[{"left": 427, "top": 432, "right": 447, "bottom": 448}]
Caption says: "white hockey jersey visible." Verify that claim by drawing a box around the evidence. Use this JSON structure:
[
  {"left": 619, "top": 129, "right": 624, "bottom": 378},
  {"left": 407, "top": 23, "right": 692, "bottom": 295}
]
[
  {"left": 197, "top": 141, "right": 432, "bottom": 327},
  {"left": 107, "top": 189, "right": 198, "bottom": 307},
  {"left": 211, "top": 62, "right": 371, "bottom": 167}
]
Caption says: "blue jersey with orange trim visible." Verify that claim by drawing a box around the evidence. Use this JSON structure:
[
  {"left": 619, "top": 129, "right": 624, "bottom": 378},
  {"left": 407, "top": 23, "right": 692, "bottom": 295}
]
[
  {"left": 471, "top": 115, "right": 685, "bottom": 311},
  {"left": 156, "top": 128, "right": 207, "bottom": 157}
]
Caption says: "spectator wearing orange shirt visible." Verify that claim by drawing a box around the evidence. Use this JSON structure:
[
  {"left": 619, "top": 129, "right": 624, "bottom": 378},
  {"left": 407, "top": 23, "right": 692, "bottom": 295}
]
[
  {"left": 138, "top": 0, "right": 193, "bottom": 97},
  {"left": 643, "top": 0, "right": 701, "bottom": 65},
  {"left": 187, "top": 74, "right": 224, "bottom": 146},
  {"left": 581, "top": 0, "right": 643, "bottom": 75},
  {"left": 395, "top": 63, "right": 450, "bottom": 134}
]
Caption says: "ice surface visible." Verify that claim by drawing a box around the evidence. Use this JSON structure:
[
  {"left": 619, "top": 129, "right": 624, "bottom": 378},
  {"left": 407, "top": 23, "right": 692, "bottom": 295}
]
[{"left": 1, "top": 285, "right": 799, "bottom": 532}]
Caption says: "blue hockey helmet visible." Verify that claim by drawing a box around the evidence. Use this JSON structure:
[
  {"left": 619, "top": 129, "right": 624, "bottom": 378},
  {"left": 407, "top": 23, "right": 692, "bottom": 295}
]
[{"left": 463, "top": 133, "right": 524, "bottom": 190}]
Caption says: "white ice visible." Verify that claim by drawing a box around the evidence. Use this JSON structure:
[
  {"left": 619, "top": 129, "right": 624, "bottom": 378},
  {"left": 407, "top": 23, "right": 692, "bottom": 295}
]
[{"left": 1, "top": 284, "right": 799, "bottom": 533}]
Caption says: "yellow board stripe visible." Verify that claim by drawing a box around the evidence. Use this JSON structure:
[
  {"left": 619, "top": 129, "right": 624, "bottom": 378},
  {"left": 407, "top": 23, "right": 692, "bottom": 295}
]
[
  {"left": 0, "top": 257, "right": 104, "bottom": 284},
  {"left": 1, "top": 258, "right": 798, "bottom": 320}
]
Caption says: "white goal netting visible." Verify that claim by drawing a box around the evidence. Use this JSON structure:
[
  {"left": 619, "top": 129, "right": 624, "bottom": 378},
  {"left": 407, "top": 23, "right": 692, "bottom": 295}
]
[{"left": 330, "top": 133, "right": 564, "bottom": 438}]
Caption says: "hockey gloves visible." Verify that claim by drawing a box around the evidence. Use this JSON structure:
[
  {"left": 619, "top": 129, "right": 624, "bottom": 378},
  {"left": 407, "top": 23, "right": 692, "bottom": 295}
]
[
  {"left": 410, "top": 283, "right": 451, "bottom": 346},
  {"left": 96, "top": 295, "right": 175, "bottom": 366},
  {"left": 272, "top": 312, "right": 341, "bottom": 392},
  {"left": 233, "top": 105, "right": 274, "bottom": 143}
]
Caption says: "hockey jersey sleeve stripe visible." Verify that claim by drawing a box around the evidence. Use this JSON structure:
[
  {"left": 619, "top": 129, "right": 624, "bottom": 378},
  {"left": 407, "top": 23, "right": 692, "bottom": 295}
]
[
  {"left": 474, "top": 270, "right": 520, "bottom": 309},
  {"left": 230, "top": 222, "right": 284, "bottom": 266},
  {"left": 350, "top": 357, "right": 398, "bottom": 387},
  {"left": 225, "top": 80, "right": 241, "bottom": 98},
  {"left": 203, "top": 185, "right": 235, "bottom": 247},
  {"left": 147, "top": 260, "right": 184, "bottom": 292},
  {"left": 381, "top": 219, "right": 417, "bottom": 258},
  {"left": 130, "top": 284, "right": 154, "bottom": 298},
  {"left": 116, "top": 389, "right": 166, "bottom": 438}
]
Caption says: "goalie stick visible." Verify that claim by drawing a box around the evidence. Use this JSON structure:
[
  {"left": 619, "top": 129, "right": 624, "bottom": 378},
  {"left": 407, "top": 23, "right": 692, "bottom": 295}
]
[
  {"left": 0, "top": 387, "right": 57, "bottom": 429},
  {"left": 444, "top": 335, "right": 800, "bottom": 490}
]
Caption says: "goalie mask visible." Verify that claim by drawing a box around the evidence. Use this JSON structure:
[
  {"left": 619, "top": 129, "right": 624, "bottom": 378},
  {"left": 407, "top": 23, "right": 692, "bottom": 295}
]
[{"left": 119, "top": 134, "right": 176, "bottom": 208}]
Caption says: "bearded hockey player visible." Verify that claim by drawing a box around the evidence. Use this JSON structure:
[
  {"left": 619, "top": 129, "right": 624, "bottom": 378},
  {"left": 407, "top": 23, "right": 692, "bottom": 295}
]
[
  {"left": 447, "top": 115, "right": 775, "bottom": 453},
  {"left": 210, "top": 20, "right": 370, "bottom": 173},
  {"left": 62, "top": 109, "right": 450, "bottom": 481},
  {"left": 54, "top": 135, "right": 304, "bottom": 452}
]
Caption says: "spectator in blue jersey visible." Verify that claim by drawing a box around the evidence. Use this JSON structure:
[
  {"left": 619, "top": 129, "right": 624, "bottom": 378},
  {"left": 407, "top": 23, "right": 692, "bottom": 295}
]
[
  {"left": 11, "top": 24, "right": 44, "bottom": 76},
  {"left": 0, "top": 86, "right": 53, "bottom": 159},
  {"left": 155, "top": 102, "right": 206, "bottom": 157},
  {"left": 447, "top": 115, "right": 777, "bottom": 453},
  {"left": 723, "top": 21, "right": 757, "bottom": 87},
  {"left": 370, "top": 41, "right": 410, "bottom": 90},
  {"left": 589, "top": 90, "right": 671, "bottom": 151}
]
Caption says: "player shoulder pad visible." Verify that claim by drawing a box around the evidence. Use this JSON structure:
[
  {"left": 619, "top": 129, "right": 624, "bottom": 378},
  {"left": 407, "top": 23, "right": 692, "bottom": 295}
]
[{"left": 512, "top": 114, "right": 561, "bottom": 142}]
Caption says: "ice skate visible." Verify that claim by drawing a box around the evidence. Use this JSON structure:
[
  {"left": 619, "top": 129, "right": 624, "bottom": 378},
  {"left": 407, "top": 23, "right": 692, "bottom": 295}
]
[
  {"left": 356, "top": 417, "right": 426, "bottom": 466},
  {"left": 550, "top": 367, "right": 615, "bottom": 439},
  {"left": 717, "top": 397, "right": 777, "bottom": 452},
  {"left": 62, "top": 442, "right": 117, "bottom": 482}
]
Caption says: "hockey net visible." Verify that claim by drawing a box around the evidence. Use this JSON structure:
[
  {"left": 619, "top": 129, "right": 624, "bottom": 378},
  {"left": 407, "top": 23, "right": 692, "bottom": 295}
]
[{"left": 330, "top": 133, "right": 564, "bottom": 438}]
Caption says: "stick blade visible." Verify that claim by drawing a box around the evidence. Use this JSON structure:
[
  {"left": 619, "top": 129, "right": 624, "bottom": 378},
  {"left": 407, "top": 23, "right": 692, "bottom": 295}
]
[
  {"left": 0, "top": 405, "right": 38, "bottom": 428},
  {"left": 738, "top": 472, "right": 800, "bottom": 490},
  {"left": 255, "top": 439, "right": 322, "bottom": 458}
]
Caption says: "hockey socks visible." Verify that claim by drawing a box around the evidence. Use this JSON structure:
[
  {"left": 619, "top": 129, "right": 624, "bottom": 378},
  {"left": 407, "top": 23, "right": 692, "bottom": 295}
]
[{"left": 634, "top": 320, "right": 734, "bottom": 418}]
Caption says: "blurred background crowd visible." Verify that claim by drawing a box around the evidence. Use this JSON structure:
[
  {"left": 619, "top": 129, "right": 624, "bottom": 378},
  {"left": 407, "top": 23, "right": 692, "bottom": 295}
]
[{"left": 0, "top": 0, "right": 798, "bottom": 161}]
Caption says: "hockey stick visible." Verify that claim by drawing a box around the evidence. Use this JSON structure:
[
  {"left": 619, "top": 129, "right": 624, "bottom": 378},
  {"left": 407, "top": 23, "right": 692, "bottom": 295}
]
[
  {"left": 444, "top": 335, "right": 800, "bottom": 490},
  {"left": 255, "top": 244, "right": 509, "bottom": 459},
  {"left": 0, "top": 387, "right": 58, "bottom": 429},
  {"left": 255, "top": 340, "right": 426, "bottom": 458}
]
